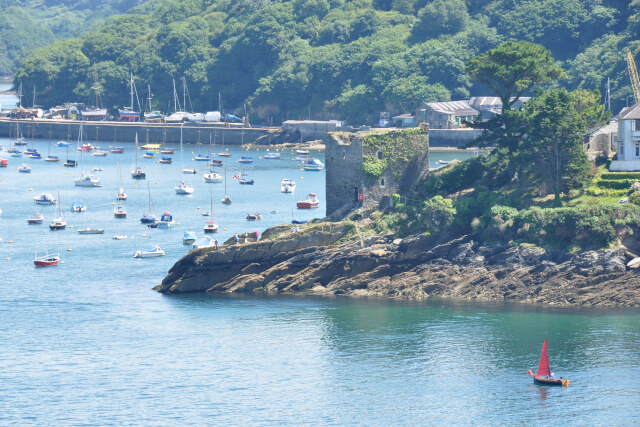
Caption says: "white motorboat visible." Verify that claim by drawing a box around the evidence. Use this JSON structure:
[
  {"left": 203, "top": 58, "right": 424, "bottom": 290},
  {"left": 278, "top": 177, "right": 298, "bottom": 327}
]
[
  {"left": 204, "top": 171, "right": 223, "bottom": 183},
  {"left": 280, "top": 179, "right": 296, "bottom": 193},
  {"left": 33, "top": 193, "right": 56, "bottom": 205},
  {"left": 77, "top": 228, "right": 104, "bottom": 234},
  {"left": 74, "top": 174, "right": 102, "bottom": 187},
  {"left": 71, "top": 202, "right": 86, "bottom": 212},
  {"left": 133, "top": 245, "right": 165, "bottom": 258},
  {"left": 28, "top": 212, "right": 44, "bottom": 224},
  {"left": 157, "top": 211, "right": 175, "bottom": 228},
  {"left": 191, "top": 236, "right": 216, "bottom": 250},
  {"left": 183, "top": 231, "right": 196, "bottom": 245},
  {"left": 175, "top": 180, "right": 194, "bottom": 194},
  {"left": 113, "top": 235, "right": 128, "bottom": 240}
]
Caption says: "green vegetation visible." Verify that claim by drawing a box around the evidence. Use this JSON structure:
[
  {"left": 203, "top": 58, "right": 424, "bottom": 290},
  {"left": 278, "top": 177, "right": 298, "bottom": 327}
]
[
  {"left": 351, "top": 45, "right": 640, "bottom": 251},
  {"left": 0, "top": 1, "right": 145, "bottom": 76},
  {"left": 9, "top": 0, "right": 640, "bottom": 123},
  {"left": 362, "top": 128, "right": 427, "bottom": 180}
]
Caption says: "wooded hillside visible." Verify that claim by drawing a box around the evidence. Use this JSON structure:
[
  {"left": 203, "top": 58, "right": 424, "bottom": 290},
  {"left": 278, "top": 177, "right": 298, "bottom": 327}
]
[{"left": 11, "top": 0, "right": 640, "bottom": 123}]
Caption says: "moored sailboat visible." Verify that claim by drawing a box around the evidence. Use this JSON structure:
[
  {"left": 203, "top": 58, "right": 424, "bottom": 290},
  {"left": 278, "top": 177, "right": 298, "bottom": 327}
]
[
  {"left": 175, "top": 125, "right": 194, "bottom": 194},
  {"left": 527, "top": 339, "right": 570, "bottom": 386},
  {"left": 131, "top": 133, "right": 146, "bottom": 179}
]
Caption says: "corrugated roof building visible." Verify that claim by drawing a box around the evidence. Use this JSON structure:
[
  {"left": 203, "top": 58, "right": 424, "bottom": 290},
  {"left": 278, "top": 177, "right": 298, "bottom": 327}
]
[{"left": 418, "top": 101, "right": 479, "bottom": 129}]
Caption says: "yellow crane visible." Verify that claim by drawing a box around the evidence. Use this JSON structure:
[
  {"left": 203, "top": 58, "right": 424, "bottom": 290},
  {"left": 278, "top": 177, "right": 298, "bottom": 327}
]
[{"left": 626, "top": 48, "right": 640, "bottom": 105}]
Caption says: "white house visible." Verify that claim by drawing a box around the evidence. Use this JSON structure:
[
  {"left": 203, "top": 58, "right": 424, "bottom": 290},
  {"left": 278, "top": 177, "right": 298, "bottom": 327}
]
[{"left": 610, "top": 104, "right": 640, "bottom": 171}]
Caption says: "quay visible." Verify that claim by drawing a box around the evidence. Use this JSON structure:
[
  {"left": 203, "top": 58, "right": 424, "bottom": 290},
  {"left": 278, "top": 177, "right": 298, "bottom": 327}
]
[{"left": 0, "top": 118, "right": 275, "bottom": 145}]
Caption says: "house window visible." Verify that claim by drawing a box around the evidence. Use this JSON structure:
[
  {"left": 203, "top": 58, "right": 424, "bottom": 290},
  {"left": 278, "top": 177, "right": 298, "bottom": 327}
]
[
  {"left": 636, "top": 143, "right": 639, "bottom": 157},
  {"left": 377, "top": 151, "right": 383, "bottom": 160},
  {"left": 620, "top": 142, "right": 624, "bottom": 155},
  {"left": 636, "top": 119, "right": 640, "bottom": 131},
  {"left": 380, "top": 178, "right": 385, "bottom": 187}
]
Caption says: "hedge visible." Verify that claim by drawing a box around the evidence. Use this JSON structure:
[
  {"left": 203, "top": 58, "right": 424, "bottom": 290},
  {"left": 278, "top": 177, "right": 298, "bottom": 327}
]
[
  {"left": 597, "top": 179, "right": 636, "bottom": 189},
  {"left": 600, "top": 172, "right": 640, "bottom": 180}
]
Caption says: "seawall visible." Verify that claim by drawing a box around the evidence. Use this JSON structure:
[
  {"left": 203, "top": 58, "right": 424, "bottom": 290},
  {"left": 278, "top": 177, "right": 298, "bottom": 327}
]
[{"left": 0, "top": 118, "right": 274, "bottom": 145}]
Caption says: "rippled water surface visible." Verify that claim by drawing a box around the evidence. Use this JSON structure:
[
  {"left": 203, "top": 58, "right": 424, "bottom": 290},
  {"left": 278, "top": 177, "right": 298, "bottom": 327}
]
[{"left": 1, "top": 85, "right": 639, "bottom": 424}]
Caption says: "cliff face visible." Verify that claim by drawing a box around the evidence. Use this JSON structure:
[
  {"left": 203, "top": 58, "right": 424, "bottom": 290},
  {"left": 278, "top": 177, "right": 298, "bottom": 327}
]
[{"left": 156, "top": 223, "right": 640, "bottom": 307}]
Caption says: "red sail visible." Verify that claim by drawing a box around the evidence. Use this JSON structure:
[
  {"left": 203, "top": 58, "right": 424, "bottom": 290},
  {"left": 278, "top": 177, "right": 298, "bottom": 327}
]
[{"left": 537, "top": 339, "right": 551, "bottom": 377}]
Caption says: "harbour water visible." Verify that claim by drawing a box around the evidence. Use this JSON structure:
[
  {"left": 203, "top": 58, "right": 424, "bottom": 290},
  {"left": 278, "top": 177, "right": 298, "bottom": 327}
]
[{"left": 1, "top": 85, "right": 640, "bottom": 424}]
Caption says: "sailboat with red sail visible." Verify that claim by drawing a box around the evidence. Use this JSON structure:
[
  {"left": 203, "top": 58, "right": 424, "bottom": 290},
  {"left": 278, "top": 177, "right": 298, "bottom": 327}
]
[{"left": 527, "top": 339, "right": 570, "bottom": 386}]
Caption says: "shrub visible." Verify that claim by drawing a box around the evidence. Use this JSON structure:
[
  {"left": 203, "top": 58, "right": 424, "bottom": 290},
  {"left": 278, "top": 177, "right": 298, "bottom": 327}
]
[
  {"left": 600, "top": 172, "right": 640, "bottom": 180},
  {"left": 422, "top": 195, "right": 456, "bottom": 232},
  {"left": 630, "top": 191, "right": 640, "bottom": 205},
  {"left": 596, "top": 179, "right": 636, "bottom": 189}
]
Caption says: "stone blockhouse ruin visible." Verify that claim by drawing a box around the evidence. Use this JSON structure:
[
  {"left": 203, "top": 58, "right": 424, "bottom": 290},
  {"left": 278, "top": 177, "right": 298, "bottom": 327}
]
[{"left": 325, "top": 126, "right": 429, "bottom": 217}]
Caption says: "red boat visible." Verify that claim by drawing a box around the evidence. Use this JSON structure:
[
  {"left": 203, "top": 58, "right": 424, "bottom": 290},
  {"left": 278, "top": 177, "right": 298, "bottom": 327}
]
[
  {"left": 34, "top": 252, "right": 60, "bottom": 267},
  {"left": 114, "top": 206, "right": 127, "bottom": 218},
  {"left": 80, "top": 143, "right": 93, "bottom": 152},
  {"left": 0, "top": 158, "right": 8, "bottom": 167},
  {"left": 528, "top": 339, "right": 570, "bottom": 386},
  {"left": 111, "top": 147, "right": 125, "bottom": 154},
  {"left": 297, "top": 193, "right": 320, "bottom": 209}
]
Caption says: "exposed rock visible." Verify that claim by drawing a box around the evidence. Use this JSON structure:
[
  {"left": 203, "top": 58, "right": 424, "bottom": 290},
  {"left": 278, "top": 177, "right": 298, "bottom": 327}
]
[{"left": 156, "top": 224, "right": 640, "bottom": 307}]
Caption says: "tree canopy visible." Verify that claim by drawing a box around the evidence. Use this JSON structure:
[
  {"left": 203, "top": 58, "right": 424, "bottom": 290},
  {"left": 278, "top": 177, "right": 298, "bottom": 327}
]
[{"left": 9, "top": 0, "right": 640, "bottom": 124}]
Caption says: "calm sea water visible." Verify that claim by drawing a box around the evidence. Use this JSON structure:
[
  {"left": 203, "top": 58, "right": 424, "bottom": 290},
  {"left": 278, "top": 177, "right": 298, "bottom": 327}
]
[{"left": 1, "top": 87, "right": 639, "bottom": 424}]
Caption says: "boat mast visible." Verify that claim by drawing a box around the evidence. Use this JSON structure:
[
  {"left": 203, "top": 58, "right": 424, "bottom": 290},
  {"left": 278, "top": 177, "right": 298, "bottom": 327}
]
[
  {"left": 32, "top": 84, "right": 36, "bottom": 108},
  {"left": 17, "top": 81, "right": 23, "bottom": 108},
  {"left": 182, "top": 77, "right": 187, "bottom": 113},
  {"left": 130, "top": 73, "right": 134, "bottom": 110},
  {"left": 147, "top": 84, "right": 152, "bottom": 113}
]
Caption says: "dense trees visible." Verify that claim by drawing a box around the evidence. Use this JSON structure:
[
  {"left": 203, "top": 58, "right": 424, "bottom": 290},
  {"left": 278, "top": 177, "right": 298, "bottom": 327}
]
[
  {"left": 9, "top": 0, "right": 640, "bottom": 124},
  {"left": 0, "top": 1, "right": 145, "bottom": 76}
]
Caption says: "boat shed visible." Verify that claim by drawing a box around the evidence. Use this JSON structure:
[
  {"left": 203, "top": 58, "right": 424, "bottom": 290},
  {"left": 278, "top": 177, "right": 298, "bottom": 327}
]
[{"left": 418, "top": 101, "right": 479, "bottom": 129}]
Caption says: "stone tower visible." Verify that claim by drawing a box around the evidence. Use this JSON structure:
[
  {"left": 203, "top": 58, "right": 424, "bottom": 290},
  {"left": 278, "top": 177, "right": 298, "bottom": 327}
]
[{"left": 325, "top": 127, "right": 429, "bottom": 218}]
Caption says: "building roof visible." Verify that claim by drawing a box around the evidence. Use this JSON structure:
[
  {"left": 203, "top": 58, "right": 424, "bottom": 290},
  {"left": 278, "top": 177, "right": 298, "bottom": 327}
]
[
  {"left": 469, "top": 96, "right": 531, "bottom": 109},
  {"left": 618, "top": 104, "right": 640, "bottom": 120},
  {"left": 590, "top": 121, "right": 618, "bottom": 137},
  {"left": 424, "top": 101, "right": 479, "bottom": 116},
  {"left": 392, "top": 113, "right": 415, "bottom": 120}
]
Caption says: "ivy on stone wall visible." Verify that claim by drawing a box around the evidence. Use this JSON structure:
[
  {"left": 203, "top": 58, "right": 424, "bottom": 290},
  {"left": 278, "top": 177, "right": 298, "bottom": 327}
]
[{"left": 362, "top": 128, "right": 428, "bottom": 181}]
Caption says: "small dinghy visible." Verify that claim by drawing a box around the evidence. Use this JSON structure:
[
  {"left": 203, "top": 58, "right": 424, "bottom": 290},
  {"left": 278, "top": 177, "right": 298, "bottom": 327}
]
[
  {"left": 77, "top": 228, "right": 104, "bottom": 234},
  {"left": 183, "top": 231, "right": 196, "bottom": 245},
  {"left": 246, "top": 212, "right": 262, "bottom": 221},
  {"left": 34, "top": 252, "right": 60, "bottom": 267},
  {"left": 133, "top": 245, "right": 165, "bottom": 258},
  {"left": 113, "top": 235, "right": 128, "bottom": 240},
  {"left": 527, "top": 339, "right": 570, "bottom": 386}
]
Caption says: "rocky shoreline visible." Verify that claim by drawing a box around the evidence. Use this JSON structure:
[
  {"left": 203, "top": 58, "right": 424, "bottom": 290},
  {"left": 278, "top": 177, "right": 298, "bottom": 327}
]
[{"left": 156, "top": 223, "right": 640, "bottom": 307}]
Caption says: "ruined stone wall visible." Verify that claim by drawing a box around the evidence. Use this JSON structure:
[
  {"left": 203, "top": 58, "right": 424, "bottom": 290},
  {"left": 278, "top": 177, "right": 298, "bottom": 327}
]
[
  {"left": 325, "top": 128, "right": 429, "bottom": 217},
  {"left": 325, "top": 133, "right": 364, "bottom": 217}
]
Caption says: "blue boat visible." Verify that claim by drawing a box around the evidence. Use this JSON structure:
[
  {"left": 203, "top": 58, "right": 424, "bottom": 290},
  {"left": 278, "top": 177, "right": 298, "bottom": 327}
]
[
  {"left": 18, "top": 164, "right": 31, "bottom": 173},
  {"left": 238, "top": 156, "right": 253, "bottom": 163},
  {"left": 303, "top": 158, "right": 324, "bottom": 171},
  {"left": 292, "top": 219, "right": 308, "bottom": 224},
  {"left": 194, "top": 154, "right": 210, "bottom": 161},
  {"left": 29, "top": 152, "right": 42, "bottom": 159},
  {"left": 56, "top": 141, "right": 71, "bottom": 147},
  {"left": 183, "top": 231, "right": 197, "bottom": 245},
  {"left": 71, "top": 202, "right": 86, "bottom": 212},
  {"left": 140, "top": 214, "right": 156, "bottom": 224},
  {"left": 264, "top": 152, "right": 281, "bottom": 160},
  {"left": 157, "top": 211, "right": 174, "bottom": 228}
]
